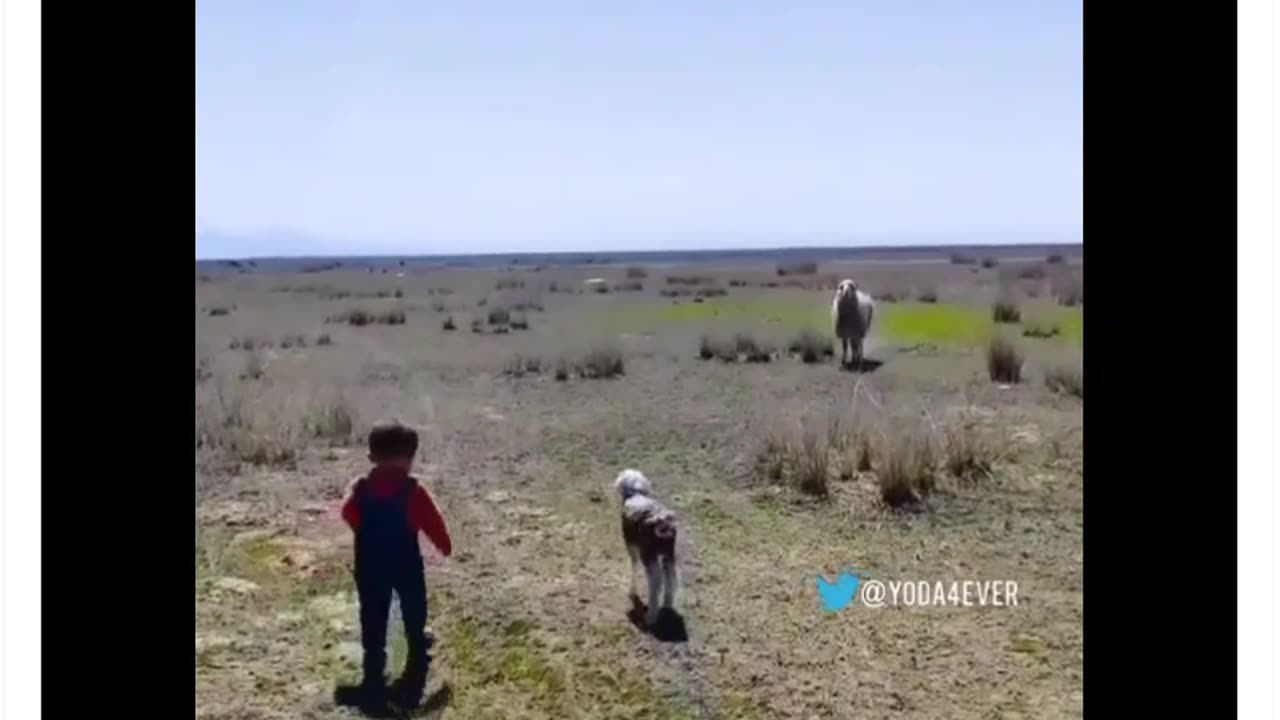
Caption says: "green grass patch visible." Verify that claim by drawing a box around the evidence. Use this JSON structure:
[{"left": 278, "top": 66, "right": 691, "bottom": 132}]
[{"left": 601, "top": 297, "right": 1081, "bottom": 348}]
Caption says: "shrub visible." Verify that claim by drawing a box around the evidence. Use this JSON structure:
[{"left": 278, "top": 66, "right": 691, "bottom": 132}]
[
  {"left": 942, "top": 422, "right": 997, "bottom": 482},
  {"left": 376, "top": 310, "right": 406, "bottom": 325},
  {"left": 626, "top": 266, "right": 648, "bottom": 279},
  {"left": 553, "top": 359, "right": 570, "bottom": 381},
  {"left": 1045, "top": 365, "right": 1084, "bottom": 399},
  {"left": 593, "top": 284, "right": 611, "bottom": 294},
  {"left": 659, "top": 288, "right": 692, "bottom": 298},
  {"left": 917, "top": 289, "right": 938, "bottom": 303},
  {"left": 793, "top": 429, "right": 830, "bottom": 497},
  {"left": 241, "top": 351, "right": 265, "bottom": 380},
  {"left": 577, "top": 346, "right": 624, "bottom": 379},
  {"left": 879, "top": 431, "right": 935, "bottom": 508},
  {"left": 510, "top": 314, "right": 530, "bottom": 330},
  {"left": 310, "top": 399, "right": 354, "bottom": 443},
  {"left": 471, "top": 318, "right": 484, "bottom": 333},
  {"left": 488, "top": 307, "right": 510, "bottom": 325},
  {"left": 512, "top": 300, "right": 545, "bottom": 312},
  {"left": 776, "top": 261, "right": 818, "bottom": 276},
  {"left": 1046, "top": 253, "right": 1067, "bottom": 264},
  {"left": 504, "top": 354, "right": 543, "bottom": 378},
  {"left": 280, "top": 334, "right": 307, "bottom": 349},
  {"left": 992, "top": 297, "right": 1021, "bottom": 323},
  {"left": 615, "top": 281, "right": 644, "bottom": 292},
  {"left": 788, "top": 329, "right": 832, "bottom": 363},
  {"left": 315, "top": 333, "right": 332, "bottom": 346},
  {"left": 443, "top": 316, "right": 457, "bottom": 331},
  {"left": 496, "top": 278, "right": 525, "bottom": 290},
  {"left": 207, "top": 307, "right": 231, "bottom": 317},
  {"left": 950, "top": 254, "right": 977, "bottom": 265},
  {"left": 666, "top": 275, "right": 715, "bottom": 286},
  {"left": 981, "top": 257, "right": 999, "bottom": 269},
  {"left": 986, "top": 335, "right": 1023, "bottom": 383},
  {"left": 1022, "top": 321, "right": 1060, "bottom": 339},
  {"left": 696, "top": 287, "right": 728, "bottom": 298},
  {"left": 1056, "top": 282, "right": 1083, "bottom": 306},
  {"left": 1017, "top": 264, "right": 1048, "bottom": 280}
]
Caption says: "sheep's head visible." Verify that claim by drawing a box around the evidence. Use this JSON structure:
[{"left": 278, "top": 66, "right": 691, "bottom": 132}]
[
  {"left": 835, "top": 279, "right": 857, "bottom": 300},
  {"left": 615, "top": 469, "right": 653, "bottom": 502}
]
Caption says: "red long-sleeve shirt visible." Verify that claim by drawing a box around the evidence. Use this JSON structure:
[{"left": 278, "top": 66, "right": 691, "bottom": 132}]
[{"left": 341, "top": 468, "right": 452, "bottom": 558}]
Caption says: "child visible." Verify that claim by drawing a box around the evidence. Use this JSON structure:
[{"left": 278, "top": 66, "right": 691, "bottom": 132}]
[{"left": 340, "top": 421, "right": 452, "bottom": 710}]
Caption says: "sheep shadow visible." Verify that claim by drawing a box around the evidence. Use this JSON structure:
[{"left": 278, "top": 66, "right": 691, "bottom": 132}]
[
  {"left": 627, "top": 593, "right": 689, "bottom": 643},
  {"left": 839, "top": 357, "right": 884, "bottom": 373},
  {"left": 333, "top": 681, "right": 453, "bottom": 718}
]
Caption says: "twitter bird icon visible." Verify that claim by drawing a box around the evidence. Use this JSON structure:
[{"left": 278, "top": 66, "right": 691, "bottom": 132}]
[{"left": 817, "top": 571, "right": 861, "bottom": 612}]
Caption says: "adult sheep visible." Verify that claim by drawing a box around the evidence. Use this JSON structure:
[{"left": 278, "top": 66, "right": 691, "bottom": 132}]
[{"left": 832, "top": 279, "right": 875, "bottom": 369}]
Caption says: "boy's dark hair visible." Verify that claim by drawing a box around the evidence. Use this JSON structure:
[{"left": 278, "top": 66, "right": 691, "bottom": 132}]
[{"left": 368, "top": 421, "right": 419, "bottom": 461}]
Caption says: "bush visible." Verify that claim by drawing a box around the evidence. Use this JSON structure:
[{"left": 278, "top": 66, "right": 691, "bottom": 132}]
[
  {"left": 443, "top": 316, "right": 457, "bottom": 331},
  {"left": 1017, "top": 264, "right": 1048, "bottom": 280},
  {"left": 776, "top": 261, "right": 818, "bottom": 276},
  {"left": 376, "top": 310, "right": 406, "bottom": 325},
  {"left": 310, "top": 399, "right": 354, "bottom": 443},
  {"left": 615, "top": 281, "right": 644, "bottom": 292},
  {"left": 207, "top": 307, "right": 231, "bottom": 317},
  {"left": 992, "top": 297, "right": 1021, "bottom": 323},
  {"left": 879, "top": 432, "right": 935, "bottom": 508},
  {"left": 917, "top": 289, "right": 938, "bottom": 303},
  {"left": 553, "top": 359, "right": 570, "bottom": 382},
  {"left": 788, "top": 329, "right": 833, "bottom": 363},
  {"left": 942, "top": 422, "right": 997, "bottom": 482},
  {"left": 696, "top": 287, "right": 728, "bottom": 298},
  {"left": 981, "top": 257, "right": 999, "bottom": 269},
  {"left": 496, "top": 278, "right": 525, "bottom": 290},
  {"left": 950, "top": 254, "right": 977, "bottom": 265},
  {"left": 666, "top": 275, "right": 715, "bottom": 286},
  {"left": 1045, "top": 365, "right": 1084, "bottom": 399},
  {"left": 279, "top": 334, "right": 307, "bottom": 349},
  {"left": 1056, "top": 282, "right": 1083, "bottom": 306},
  {"left": 471, "top": 318, "right": 484, "bottom": 333},
  {"left": 593, "top": 284, "right": 611, "bottom": 294},
  {"left": 1021, "top": 321, "right": 1060, "bottom": 339},
  {"left": 659, "top": 288, "right": 692, "bottom": 298},
  {"left": 510, "top": 314, "right": 530, "bottom": 330},
  {"left": 488, "top": 307, "right": 510, "bottom": 325},
  {"left": 576, "top": 346, "right": 624, "bottom": 379},
  {"left": 626, "top": 266, "right": 648, "bottom": 279},
  {"left": 986, "top": 335, "right": 1023, "bottom": 383},
  {"left": 512, "top": 300, "right": 545, "bottom": 312},
  {"left": 504, "top": 354, "right": 543, "bottom": 378},
  {"left": 315, "top": 333, "right": 332, "bottom": 346},
  {"left": 794, "top": 429, "right": 830, "bottom": 497},
  {"left": 1046, "top": 253, "right": 1067, "bottom": 264}
]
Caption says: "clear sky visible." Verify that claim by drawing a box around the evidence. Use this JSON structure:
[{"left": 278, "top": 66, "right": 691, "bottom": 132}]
[{"left": 196, "top": 1, "right": 1082, "bottom": 259}]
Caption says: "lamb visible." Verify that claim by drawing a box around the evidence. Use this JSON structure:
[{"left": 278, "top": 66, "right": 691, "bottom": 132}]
[
  {"left": 615, "top": 469, "right": 679, "bottom": 628},
  {"left": 832, "top": 279, "right": 875, "bottom": 369}
]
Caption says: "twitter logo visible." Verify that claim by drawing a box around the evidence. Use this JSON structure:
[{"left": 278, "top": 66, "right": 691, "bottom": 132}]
[{"left": 817, "top": 571, "right": 861, "bottom": 612}]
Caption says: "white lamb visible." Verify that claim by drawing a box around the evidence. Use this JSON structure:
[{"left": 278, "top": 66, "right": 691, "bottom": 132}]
[{"left": 832, "top": 279, "right": 875, "bottom": 369}]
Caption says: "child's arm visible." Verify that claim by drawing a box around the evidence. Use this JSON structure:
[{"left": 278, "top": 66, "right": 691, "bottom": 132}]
[
  {"left": 340, "top": 478, "right": 363, "bottom": 530},
  {"left": 411, "top": 487, "right": 452, "bottom": 558}
]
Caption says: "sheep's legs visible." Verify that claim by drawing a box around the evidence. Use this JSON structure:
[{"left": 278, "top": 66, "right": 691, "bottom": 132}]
[
  {"left": 627, "top": 546, "right": 641, "bottom": 597},
  {"left": 643, "top": 561, "right": 663, "bottom": 626},
  {"left": 661, "top": 559, "right": 677, "bottom": 610}
]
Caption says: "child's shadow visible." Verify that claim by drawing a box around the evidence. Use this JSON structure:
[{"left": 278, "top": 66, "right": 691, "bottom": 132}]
[
  {"left": 333, "top": 682, "right": 453, "bottom": 718},
  {"left": 627, "top": 593, "right": 689, "bottom": 643},
  {"left": 840, "top": 357, "right": 884, "bottom": 373}
]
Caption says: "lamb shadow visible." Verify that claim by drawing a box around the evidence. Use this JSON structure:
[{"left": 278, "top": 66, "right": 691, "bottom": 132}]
[
  {"left": 627, "top": 594, "right": 689, "bottom": 643},
  {"left": 839, "top": 357, "right": 884, "bottom": 373}
]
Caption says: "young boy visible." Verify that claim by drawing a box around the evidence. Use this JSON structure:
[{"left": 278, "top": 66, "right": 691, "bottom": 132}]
[{"left": 340, "top": 421, "right": 452, "bottom": 710}]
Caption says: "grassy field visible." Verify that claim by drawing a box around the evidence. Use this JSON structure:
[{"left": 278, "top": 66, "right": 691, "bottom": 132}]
[{"left": 195, "top": 256, "right": 1084, "bottom": 719}]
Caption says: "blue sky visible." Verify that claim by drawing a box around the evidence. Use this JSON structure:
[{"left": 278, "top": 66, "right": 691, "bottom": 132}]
[{"left": 196, "top": 1, "right": 1082, "bottom": 258}]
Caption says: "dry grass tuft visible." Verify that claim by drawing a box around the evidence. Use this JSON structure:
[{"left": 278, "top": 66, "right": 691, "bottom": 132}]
[
  {"left": 992, "top": 296, "right": 1022, "bottom": 324},
  {"left": 878, "top": 429, "right": 936, "bottom": 508},
  {"left": 443, "top": 316, "right": 457, "bottom": 331},
  {"left": 1044, "top": 365, "right": 1084, "bottom": 399},
  {"left": 987, "top": 335, "right": 1024, "bottom": 383},
  {"left": 776, "top": 261, "right": 819, "bottom": 276},
  {"left": 788, "top": 330, "right": 833, "bottom": 363},
  {"left": 1022, "top": 321, "right": 1060, "bottom": 339},
  {"left": 575, "top": 346, "right": 625, "bottom": 379},
  {"left": 625, "top": 266, "right": 648, "bottom": 279},
  {"left": 488, "top": 307, "right": 510, "bottom": 325}
]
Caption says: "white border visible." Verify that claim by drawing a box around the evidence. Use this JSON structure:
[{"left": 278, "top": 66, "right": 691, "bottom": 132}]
[
  {"left": 3, "top": 1, "right": 1276, "bottom": 717},
  {"left": 0, "top": 0, "right": 43, "bottom": 716},
  {"left": 1238, "top": 0, "right": 1278, "bottom": 716}
]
